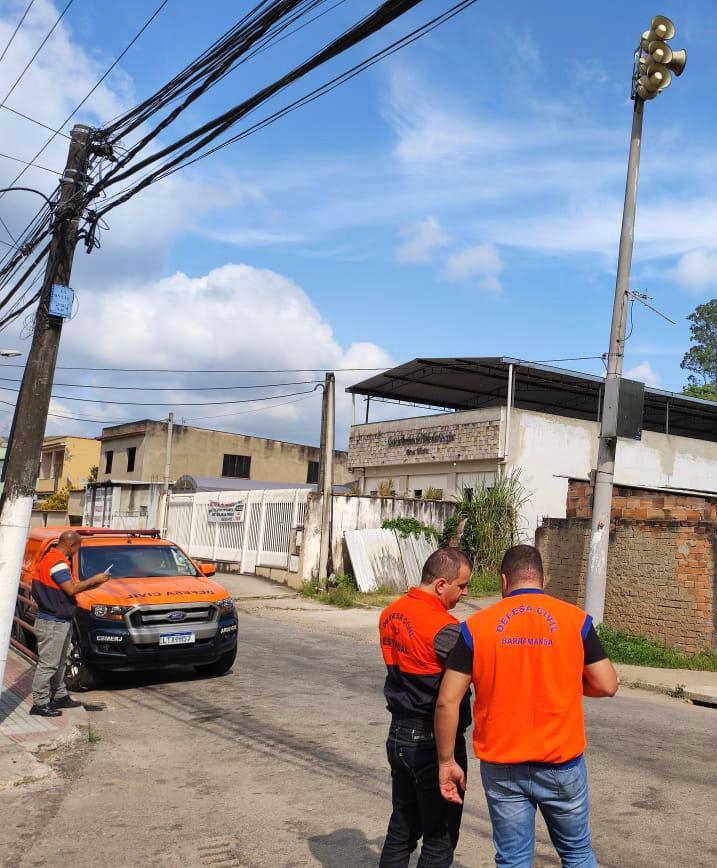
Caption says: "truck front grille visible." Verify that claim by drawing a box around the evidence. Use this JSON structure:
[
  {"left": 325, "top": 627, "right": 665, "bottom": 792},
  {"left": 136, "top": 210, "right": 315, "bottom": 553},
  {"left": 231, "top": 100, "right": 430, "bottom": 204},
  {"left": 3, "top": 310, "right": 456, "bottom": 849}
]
[{"left": 128, "top": 604, "right": 215, "bottom": 628}]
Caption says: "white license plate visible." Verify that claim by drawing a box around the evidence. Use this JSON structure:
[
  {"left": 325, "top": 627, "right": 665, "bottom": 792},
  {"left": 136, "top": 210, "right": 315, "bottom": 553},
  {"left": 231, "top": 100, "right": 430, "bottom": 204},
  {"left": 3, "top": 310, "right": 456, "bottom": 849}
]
[{"left": 159, "top": 632, "right": 195, "bottom": 646}]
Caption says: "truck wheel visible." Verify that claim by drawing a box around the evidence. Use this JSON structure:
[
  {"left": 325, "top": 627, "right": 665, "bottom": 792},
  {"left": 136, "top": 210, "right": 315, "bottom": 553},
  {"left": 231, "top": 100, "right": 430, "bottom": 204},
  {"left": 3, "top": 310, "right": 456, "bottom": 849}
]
[
  {"left": 65, "top": 631, "right": 102, "bottom": 691},
  {"left": 194, "top": 646, "right": 237, "bottom": 677}
]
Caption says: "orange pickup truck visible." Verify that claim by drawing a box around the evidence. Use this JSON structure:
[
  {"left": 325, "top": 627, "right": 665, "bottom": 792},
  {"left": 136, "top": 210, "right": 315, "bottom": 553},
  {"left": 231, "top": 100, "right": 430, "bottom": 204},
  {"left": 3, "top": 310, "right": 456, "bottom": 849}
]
[{"left": 17, "top": 527, "right": 238, "bottom": 689}]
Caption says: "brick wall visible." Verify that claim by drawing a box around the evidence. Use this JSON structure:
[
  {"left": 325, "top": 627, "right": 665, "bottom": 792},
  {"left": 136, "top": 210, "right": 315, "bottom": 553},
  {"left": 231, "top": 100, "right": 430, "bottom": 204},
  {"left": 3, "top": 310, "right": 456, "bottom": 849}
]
[
  {"left": 566, "top": 479, "right": 717, "bottom": 523},
  {"left": 536, "top": 481, "right": 717, "bottom": 653}
]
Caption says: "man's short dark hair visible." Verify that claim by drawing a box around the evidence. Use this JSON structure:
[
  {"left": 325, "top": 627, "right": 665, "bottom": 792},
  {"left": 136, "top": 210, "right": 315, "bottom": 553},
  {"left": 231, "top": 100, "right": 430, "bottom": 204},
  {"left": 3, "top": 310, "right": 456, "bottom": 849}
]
[
  {"left": 500, "top": 544, "right": 543, "bottom": 585},
  {"left": 421, "top": 547, "right": 472, "bottom": 585}
]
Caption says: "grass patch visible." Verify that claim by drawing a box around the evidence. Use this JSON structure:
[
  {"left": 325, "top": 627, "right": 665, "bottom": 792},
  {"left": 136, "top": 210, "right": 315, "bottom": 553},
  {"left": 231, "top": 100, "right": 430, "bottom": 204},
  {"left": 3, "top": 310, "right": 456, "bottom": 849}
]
[
  {"left": 469, "top": 571, "right": 501, "bottom": 596},
  {"left": 598, "top": 624, "right": 717, "bottom": 671},
  {"left": 88, "top": 725, "right": 102, "bottom": 744},
  {"left": 299, "top": 575, "right": 400, "bottom": 609}
]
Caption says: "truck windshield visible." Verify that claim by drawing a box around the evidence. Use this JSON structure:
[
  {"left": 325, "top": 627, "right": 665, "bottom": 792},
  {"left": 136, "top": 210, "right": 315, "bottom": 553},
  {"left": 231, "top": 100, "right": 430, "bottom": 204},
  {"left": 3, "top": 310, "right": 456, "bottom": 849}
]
[{"left": 79, "top": 545, "right": 200, "bottom": 580}]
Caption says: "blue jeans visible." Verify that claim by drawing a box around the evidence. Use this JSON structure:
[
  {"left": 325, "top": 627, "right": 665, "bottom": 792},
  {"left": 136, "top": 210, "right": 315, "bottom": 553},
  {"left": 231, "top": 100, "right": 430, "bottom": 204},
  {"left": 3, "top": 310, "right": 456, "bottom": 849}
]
[
  {"left": 480, "top": 755, "right": 597, "bottom": 868},
  {"left": 380, "top": 720, "right": 467, "bottom": 868}
]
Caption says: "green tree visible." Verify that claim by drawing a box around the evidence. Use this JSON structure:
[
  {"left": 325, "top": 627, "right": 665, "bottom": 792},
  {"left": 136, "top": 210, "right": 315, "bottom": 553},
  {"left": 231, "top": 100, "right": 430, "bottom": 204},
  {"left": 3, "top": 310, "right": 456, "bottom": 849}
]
[
  {"left": 681, "top": 300, "right": 717, "bottom": 399},
  {"left": 683, "top": 383, "right": 717, "bottom": 401}
]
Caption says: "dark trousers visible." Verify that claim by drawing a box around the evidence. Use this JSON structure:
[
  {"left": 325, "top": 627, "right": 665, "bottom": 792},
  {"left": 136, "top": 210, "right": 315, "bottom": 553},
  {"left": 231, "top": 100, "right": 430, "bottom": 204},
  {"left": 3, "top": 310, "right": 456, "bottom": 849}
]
[{"left": 379, "top": 720, "right": 467, "bottom": 868}]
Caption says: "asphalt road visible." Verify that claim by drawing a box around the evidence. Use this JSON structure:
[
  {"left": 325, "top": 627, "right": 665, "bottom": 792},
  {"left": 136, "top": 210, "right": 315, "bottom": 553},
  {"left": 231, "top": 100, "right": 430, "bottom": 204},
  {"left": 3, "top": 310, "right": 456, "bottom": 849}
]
[{"left": 2, "top": 612, "right": 716, "bottom": 867}]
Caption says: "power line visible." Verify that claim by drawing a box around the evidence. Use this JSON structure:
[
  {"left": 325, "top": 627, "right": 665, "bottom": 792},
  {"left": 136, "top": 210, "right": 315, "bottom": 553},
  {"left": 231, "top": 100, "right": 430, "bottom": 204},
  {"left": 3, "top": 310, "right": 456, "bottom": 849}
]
[
  {"left": 0, "top": 384, "right": 319, "bottom": 406},
  {"left": 151, "top": 0, "right": 481, "bottom": 186},
  {"left": 523, "top": 356, "right": 606, "bottom": 365},
  {"left": 0, "top": 0, "right": 75, "bottom": 110},
  {"left": 0, "top": 149, "right": 61, "bottom": 174},
  {"left": 89, "top": 0, "right": 480, "bottom": 222},
  {"left": 91, "top": 0, "right": 434, "bottom": 205},
  {"left": 0, "top": 0, "right": 170, "bottom": 204},
  {"left": 185, "top": 391, "right": 318, "bottom": 422},
  {"left": 0, "top": 363, "right": 387, "bottom": 373},
  {"left": 0, "top": 375, "right": 322, "bottom": 391},
  {"left": 0, "top": 0, "right": 39, "bottom": 68},
  {"left": 0, "top": 104, "right": 71, "bottom": 138},
  {"left": 0, "top": 398, "right": 125, "bottom": 425}
]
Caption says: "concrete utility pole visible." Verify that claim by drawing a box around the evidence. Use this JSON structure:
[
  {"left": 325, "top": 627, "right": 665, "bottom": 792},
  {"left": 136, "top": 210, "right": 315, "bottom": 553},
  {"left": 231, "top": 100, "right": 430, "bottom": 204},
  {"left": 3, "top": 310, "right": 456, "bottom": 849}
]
[
  {"left": 0, "top": 125, "right": 94, "bottom": 693},
  {"left": 317, "top": 372, "right": 335, "bottom": 589},
  {"left": 161, "top": 412, "right": 174, "bottom": 534},
  {"left": 584, "top": 16, "right": 686, "bottom": 623},
  {"left": 584, "top": 99, "right": 644, "bottom": 623}
]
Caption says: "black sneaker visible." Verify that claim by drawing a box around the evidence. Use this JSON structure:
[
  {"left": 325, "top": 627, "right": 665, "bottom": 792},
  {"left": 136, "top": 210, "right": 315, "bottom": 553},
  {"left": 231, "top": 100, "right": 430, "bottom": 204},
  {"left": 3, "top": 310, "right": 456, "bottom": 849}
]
[
  {"left": 29, "top": 704, "right": 62, "bottom": 717},
  {"left": 51, "top": 696, "right": 82, "bottom": 709}
]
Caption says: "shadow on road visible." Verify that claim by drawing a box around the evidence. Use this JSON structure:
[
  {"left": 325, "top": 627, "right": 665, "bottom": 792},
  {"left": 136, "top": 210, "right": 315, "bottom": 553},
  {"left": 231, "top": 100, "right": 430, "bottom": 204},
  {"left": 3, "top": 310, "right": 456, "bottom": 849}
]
[
  {"left": 308, "top": 828, "right": 382, "bottom": 867},
  {"left": 307, "top": 828, "right": 472, "bottom": 868}
]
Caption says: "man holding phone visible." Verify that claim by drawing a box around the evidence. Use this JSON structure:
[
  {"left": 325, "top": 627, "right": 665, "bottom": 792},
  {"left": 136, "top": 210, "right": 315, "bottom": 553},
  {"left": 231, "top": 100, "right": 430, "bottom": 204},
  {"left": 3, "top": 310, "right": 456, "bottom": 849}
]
[{"left": 30, "top": 531, "right": 111, "bottom": 716}]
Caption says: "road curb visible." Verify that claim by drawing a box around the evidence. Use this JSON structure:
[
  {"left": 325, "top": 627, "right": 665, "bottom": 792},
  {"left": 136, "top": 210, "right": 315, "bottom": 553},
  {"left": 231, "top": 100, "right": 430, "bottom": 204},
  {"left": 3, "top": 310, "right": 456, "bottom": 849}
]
[
  {"left": 684, "top": 687, "right": 717, "bottom": 707},
  {"left": 0, "top": 704, "right": 88, "bottom": 790},
  {"left": 618, "top": 676, "right": 717, "bottom": 707}
]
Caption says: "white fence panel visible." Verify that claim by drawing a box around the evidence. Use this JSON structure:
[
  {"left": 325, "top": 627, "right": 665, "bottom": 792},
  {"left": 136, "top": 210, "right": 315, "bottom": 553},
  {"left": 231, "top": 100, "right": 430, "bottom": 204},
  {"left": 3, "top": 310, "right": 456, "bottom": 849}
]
[
  {"left": 166, "top": 488, "right": 308, "bottom": 574},
  {"left": 166, "top": 496, "right": 193, "bottom": 548}
]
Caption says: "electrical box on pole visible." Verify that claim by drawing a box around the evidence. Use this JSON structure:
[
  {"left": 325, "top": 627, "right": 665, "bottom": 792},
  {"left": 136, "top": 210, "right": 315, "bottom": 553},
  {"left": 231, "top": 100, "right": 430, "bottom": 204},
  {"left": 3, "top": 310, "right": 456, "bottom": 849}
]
[{"left": 601, "top": 377, "right": 645, "bottom": 440}]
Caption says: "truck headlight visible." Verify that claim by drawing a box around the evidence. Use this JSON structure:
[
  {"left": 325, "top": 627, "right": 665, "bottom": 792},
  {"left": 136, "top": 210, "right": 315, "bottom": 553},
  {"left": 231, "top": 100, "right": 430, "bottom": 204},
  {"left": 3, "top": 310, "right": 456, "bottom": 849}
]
[
  {"left": 92, "top": 605, "right": 131, "bottom": 621},
  {"left": 216, "top": 597, "right": 235, "bottom": 612}
]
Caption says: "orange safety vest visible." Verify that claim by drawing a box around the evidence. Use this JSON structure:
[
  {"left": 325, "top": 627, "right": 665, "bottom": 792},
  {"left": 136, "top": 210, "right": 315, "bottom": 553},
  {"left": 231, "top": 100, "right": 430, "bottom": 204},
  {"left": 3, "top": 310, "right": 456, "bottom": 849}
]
[
  {"left": 32, "top": 548, "right": 76, "bottom": 619},
  {"left": 380, "top": 587, "right": 470, "bottom": 726},
  {"left": 462, "top": 589, "right": 591, "bottom": 764}
]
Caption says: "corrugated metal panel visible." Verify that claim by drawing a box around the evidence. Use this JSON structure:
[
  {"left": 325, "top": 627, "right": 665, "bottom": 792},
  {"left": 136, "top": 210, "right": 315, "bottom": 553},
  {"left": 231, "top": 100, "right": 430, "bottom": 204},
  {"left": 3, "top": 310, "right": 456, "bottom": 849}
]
[
  {"left": 396, "top": 534, "right": 436, "bottom": 587},
  {"left": 344, "top": 529, "right": 406, "bottom": 592},
  {"left": 345, "top": 529, "right": 437, "bottom": 592}
]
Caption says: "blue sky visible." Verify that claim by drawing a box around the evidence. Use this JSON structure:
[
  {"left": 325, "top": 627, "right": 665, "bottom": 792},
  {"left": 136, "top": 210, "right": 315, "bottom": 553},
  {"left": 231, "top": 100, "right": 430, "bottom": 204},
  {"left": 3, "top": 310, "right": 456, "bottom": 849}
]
[{"left": 0, "top": 0, "right": 715, "bottom": 447}]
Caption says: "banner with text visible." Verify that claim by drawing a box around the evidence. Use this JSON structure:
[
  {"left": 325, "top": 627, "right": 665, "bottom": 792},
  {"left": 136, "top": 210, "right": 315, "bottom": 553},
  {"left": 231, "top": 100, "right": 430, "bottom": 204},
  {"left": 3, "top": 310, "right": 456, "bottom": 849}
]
[{"left": 207, "top": 500, "right": 246, "bottom": 523}]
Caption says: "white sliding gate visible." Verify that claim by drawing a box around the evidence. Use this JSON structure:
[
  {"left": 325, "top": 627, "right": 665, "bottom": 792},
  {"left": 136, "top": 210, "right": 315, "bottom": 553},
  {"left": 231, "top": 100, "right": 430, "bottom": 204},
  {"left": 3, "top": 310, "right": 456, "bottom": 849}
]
[{"left": 166, "top": 489, "right": 308, "bottom": 574}]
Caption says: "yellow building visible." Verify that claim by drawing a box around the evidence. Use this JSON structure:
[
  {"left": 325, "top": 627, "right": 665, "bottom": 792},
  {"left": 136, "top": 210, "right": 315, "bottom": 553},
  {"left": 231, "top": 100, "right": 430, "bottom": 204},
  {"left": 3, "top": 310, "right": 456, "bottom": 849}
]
[{"left": 37, "top": 435, "right": 100, "bottom": 495}]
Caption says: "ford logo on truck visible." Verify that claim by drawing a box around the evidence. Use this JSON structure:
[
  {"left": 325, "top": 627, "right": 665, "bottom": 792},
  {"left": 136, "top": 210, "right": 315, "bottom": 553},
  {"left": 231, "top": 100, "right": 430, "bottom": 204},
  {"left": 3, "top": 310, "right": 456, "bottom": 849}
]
[{"left": 167, "top": 611, "right": 187, "bottom": 622}]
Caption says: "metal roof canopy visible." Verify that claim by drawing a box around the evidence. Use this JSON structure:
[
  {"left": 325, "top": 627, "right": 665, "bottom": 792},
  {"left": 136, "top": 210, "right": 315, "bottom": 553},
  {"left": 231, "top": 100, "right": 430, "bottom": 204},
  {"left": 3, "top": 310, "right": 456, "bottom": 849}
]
[{"left": 347, "top": 357, "right": 717, "bottom": 443}]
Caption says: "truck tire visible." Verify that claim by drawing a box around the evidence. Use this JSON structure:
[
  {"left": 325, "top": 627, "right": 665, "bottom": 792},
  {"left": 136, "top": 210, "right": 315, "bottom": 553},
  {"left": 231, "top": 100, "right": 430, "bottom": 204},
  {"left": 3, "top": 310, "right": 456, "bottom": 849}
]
[
  {"left": 194, "top": 646, "right": 237, "bottom": 677},
  {"left": 65, "top": 630, "right": 103, "bottom": 691}
]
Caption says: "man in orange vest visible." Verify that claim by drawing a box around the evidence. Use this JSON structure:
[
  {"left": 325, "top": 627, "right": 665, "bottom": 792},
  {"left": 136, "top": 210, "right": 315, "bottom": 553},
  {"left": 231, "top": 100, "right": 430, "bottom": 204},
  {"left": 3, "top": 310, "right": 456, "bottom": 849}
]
[
  {"left": 30, "top": 531, "right": 110, "bottom": 716},
  {"left": 378, "top": 547, "right": 472, "bottom": 868},
  {"left": 435, "top": 544, "right": 617, "bottom": 867}
]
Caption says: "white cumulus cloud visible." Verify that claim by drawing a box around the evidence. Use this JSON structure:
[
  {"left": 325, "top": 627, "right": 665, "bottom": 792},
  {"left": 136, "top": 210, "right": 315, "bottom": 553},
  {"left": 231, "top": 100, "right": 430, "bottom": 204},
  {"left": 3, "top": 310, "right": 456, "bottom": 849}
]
[
  {"left": 675, "top": 249, "right": 717, "bottom": 293},
  {"left": 395, "top": 216, "right": 449, "bottom": 264},
  {"left": 624, "top": 361, "right": 661, "bottom": 388},
  {"left": 442, "top": 243, "right": 504, "bottom": 291},
  {"left": 42, "top": 263, "right": 395, "bottom": 447}
]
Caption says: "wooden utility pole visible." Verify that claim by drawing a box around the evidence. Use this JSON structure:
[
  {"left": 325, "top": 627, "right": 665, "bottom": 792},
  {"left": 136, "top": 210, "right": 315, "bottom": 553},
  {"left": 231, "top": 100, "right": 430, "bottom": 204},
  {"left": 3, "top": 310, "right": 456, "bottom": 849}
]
[
  {"left": 0, "top": 124, "right": 94, "bottom": 694},
  {"left": 317, "top": 372, "right": 335, "bottom": 589}
]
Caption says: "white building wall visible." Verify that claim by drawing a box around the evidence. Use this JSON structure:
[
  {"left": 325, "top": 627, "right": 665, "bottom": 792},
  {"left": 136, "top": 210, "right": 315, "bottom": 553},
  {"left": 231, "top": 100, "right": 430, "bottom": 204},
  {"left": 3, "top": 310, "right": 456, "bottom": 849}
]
[
  {"left": 506, "top": 408, "right": 717, "bottom": 539},
  {"left": 505, "top": 410, "right": 597, "bottom": 537}
]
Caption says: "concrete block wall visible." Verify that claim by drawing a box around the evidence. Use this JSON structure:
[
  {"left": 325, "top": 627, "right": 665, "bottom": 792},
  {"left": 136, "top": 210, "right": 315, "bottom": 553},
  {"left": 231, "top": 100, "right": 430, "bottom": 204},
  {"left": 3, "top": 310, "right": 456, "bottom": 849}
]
[{"left": 537, "top": 484, "right": 717, "bottom": 653}]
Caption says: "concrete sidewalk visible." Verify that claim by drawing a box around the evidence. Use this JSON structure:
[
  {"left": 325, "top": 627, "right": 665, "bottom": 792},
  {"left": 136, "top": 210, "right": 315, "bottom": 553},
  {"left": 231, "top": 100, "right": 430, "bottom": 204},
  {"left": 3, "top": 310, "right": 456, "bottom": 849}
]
[
  {"left": 0, "top": 651, "right": 88, "bottom": 789},
  {"left": 225, "top": 572, "right": 717, "bottom": 708}
]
